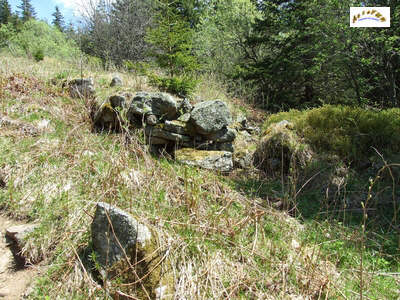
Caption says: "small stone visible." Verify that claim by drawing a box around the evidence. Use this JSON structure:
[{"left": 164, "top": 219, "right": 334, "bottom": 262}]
[
  {"left": 128, "top": 99, "right": 152, "bottom": 116},
  {"left": 145, "top": 114, "right": 158, "bottom": 126},
  {"left": 163, "top": 120, "right": 188, "bottom": 135},
  {"left": 109, "top": 95, "right": 126, "bottom": 109},
  {"left": 91, "top": 202, "right": 152, "bottom": 268},
  {"left": 110, "top": 76, "right": 123, "bottom": 87},
  {"left": 206, "top": 127, "right": 236, "bottom": 143},
  {"left": 68, "top": 78, "right": 95, "bottom": 98},
  {"left": 6, "top": 224, "right": 38, "bottom": 252}
]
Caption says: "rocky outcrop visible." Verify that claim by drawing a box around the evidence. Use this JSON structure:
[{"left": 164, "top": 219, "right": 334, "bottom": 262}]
[
  {"left": 91, "top": 202, "right": 173, "bottom": 299},
  {"left": 68, "top": 78, "right": 95, "bottom": 98}
]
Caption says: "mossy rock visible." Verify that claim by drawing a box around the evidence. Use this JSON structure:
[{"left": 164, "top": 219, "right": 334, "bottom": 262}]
[
  {"left": 91, "top": 203, "right": 174, "bottom": 299},
  {"left": 175, "top": 148, "right": 233, "bottom": 172},
  {"left": 254, "top": 121, "right": 313, "bottom": 174},
  {"left": 107, "top": 226, "right": 174, "bottom": 299}
]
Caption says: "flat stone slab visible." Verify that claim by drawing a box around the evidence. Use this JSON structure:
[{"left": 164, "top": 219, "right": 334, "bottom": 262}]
[
  {"left": 175, "top": 148, "right": 233, "bottom": 172},
  {"left": 146, "top": 126, "right": 191, "bottom": 143},
  {"left": 163, "top": 120, "right": 189, "bottom": 135}
]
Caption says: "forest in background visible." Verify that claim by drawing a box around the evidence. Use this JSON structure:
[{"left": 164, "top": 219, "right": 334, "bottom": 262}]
[{"left": 1, "top": 0, "right": 399, "bottom": 111}]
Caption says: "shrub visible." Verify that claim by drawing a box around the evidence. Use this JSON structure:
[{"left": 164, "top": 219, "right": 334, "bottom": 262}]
[
  {"left": 263, "top": 105, "right": 400, "bottom": 165},
  {"left": 148, "top": 74, "right": 197, "bottom": 97},
  {"left": 122, "top": 60, "right": 149, "bottom": 75},
  {"left": 5, "top": 19, "right": 80, "bottom": 59},
  {"left": 33, "top": 48, "right": 44, "bottom": 62}
]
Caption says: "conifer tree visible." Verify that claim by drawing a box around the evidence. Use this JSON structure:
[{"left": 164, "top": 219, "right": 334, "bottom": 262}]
[
  {"left": 52, "top": 6, "right": 65, "bottom": 32},
  {"left": 0, "top": 0, "right": 12, "bottom": 24},
  {"left": 146, "top": 0, "right": 197, "bottom": 77},
  {"left": 18, "top": 0, "right": 36, "bottom": 22}
]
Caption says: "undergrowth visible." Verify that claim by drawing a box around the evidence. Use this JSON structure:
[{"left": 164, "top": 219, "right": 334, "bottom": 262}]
[{"left": 0, "top": 54, "right": 399, "bottom": 299}]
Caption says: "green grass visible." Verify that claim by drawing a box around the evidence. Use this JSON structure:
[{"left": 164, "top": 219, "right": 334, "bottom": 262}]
[{"left": 0, "top": 54, "right": 399, "bottom": 299}]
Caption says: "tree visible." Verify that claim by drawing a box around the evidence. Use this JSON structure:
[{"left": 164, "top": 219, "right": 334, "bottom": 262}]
[
  {"left": 52, "top": 6, "right": 65, "bottom": 32},
  {"left": 0, "top": 0, "right": 12, "bottom": 24},
  {"left": 146, "top": 0, "right": 197, "bottom": 77},
  {"left": 109, "top": 0, "right": 154, "bottom": 65},
  {"left": 18, "top": 0, "right": 36, "bottom": 22},
  {"left": 80, "top": 0, "right": 154, "bottom": 68},
  {"left": 195, "top": 0, "right": 262, "bottom": 77}
]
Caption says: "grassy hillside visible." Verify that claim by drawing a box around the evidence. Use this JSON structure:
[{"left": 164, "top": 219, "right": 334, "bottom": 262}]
[{"left": 0, "top": 54, "right": 399, "bottom": 299}]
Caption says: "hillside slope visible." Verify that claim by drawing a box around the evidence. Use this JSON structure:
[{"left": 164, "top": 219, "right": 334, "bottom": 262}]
[{"left": 0, "top": 55, "right": 399, "bottom": 299}]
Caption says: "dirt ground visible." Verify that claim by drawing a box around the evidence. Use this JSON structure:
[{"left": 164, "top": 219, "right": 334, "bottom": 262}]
[{"left": 0, "top": 216, "right": 39, "bottom": 299}]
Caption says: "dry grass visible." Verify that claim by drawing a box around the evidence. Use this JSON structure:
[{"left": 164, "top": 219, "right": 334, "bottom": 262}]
[{"left": 0, "top": 53, "right": 398, "bottom": 299}]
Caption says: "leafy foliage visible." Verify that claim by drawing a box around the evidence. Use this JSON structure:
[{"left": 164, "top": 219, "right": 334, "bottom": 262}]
[
  {"left": 148, "top": 73, "right": 197, "bottom": 97},
  {"left": 238, "top": 0, "right": 400, "bottom": 110},
  {"left": 0, "top": 0, "right": 12, "bottom": 24},
  {"left": 33, "top": 47, "right": 44, "bottom": 61},
  {"left": 6, "top": 19, "right": 80, "bottom": 59}
]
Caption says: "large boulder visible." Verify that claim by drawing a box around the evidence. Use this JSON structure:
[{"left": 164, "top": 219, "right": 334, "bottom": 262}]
[
  {"left": 68, "top": 78, "right": 95, "bottom": 98},
  {"left": 91, "top": 202, "right": 173, "bottom": 299},
  {"left": 175, "top": 148, "right": 233, "bottom": 172},
  {"left": 189, "top": 100, "right": 232, "bottom": 135},
  {"left": 253, "top": 120, "right": 313, "bottom": 173},
  {"left": 127, "top": 92, "right": 178, "bottom": 127}
]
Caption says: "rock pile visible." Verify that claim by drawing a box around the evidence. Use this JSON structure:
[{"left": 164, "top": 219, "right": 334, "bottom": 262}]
[{"left": 92, "top": 89, "right": 259, "bottom": 172}]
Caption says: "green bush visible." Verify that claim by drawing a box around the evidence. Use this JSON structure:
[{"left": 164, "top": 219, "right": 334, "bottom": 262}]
[
  {"left": 264, "top": 105, "right": 400, "bottom": 164},
  {"left": 148, "top": 74, "right": 197, "bottom": 97},
  {"left": 33, "top": 48, "right": 44, "bottom": 62},
  {"left": 122, "top": 60, "right": 149, "bottom": 75},
  {"left": 0, "top": 23, "right": 16, "bottom": 48},
  {"left": 4, "top": 20, "right": 80, "bottom": 59}
]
